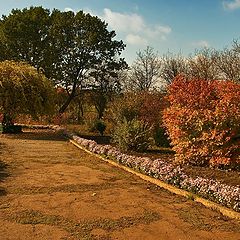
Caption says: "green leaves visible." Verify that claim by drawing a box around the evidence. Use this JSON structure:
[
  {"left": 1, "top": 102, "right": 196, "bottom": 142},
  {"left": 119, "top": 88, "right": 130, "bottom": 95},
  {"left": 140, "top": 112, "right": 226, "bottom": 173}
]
[{"left": 0, "top": 7, "right": 127, "bottom": 113}]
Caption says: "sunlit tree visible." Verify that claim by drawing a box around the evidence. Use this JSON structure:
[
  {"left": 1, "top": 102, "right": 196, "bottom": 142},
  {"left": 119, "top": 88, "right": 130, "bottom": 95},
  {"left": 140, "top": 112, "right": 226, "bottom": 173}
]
[{"left": 0, "top": 61, "right": 55, "bottom": 128}]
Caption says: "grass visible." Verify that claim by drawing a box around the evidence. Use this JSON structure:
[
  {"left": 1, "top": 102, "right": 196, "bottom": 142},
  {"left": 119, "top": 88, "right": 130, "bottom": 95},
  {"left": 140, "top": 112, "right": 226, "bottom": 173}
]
[{"left": 5, "top": 209, "right": 161, "bottom": 240}]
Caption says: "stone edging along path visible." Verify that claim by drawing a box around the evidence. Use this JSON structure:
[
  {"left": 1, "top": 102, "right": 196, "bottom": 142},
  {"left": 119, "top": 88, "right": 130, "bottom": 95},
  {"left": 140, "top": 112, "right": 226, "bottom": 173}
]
[
  {"left": 19, "top": 124, "right": 240, "bottom": 220},
  {"left": 69, "top": 139, "right": 240, "bottom": 221}
]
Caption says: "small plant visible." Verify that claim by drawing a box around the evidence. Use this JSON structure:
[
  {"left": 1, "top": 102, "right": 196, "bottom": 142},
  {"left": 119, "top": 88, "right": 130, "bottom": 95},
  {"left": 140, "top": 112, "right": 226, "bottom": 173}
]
[
  {"left": 113, "top": 118, "right": 153, "bottom": 152},
  {"left": 88, "top": 119, "right": 106, "bottom": 136},
  {"left": 95, "top": 119, "right": 106, "bottom": 136},
  {"left": 186, "top": 193, "right": 195, "bottom": 201}
]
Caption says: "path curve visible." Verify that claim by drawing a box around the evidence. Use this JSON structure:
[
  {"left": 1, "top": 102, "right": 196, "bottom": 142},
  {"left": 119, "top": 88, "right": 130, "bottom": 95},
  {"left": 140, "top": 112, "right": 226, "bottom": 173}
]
[{"left": 0, "top": 129, "right": 240, "bottom": 240}]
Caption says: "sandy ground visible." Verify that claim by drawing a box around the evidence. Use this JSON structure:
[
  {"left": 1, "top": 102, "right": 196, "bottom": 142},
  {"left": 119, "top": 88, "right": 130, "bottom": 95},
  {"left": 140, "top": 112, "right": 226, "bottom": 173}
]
[{"left": 0, "top": 129, "right": 240, "bottom": 240}]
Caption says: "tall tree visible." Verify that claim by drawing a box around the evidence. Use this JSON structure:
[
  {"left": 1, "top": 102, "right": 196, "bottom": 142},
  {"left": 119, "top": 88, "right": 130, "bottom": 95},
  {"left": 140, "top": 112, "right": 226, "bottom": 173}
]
[
  {"left": 160, "top": 52, "right": 189, "bottom": 85},
  {"left": 0, "top": 7, "right": 126, "bottom": 113},
  {"left": 188, "top": 48, "right": 219, "bottom": 80},
  {"left": 129, "top": 46, "right": 162, "bottom": 91},
  {"left": 213, "top": 41, "right": 240, "bottom": 83},
  {"left": 88, "top": 60, "right": 127, "bottom": 119},
  {"left": 0, "top": 7, "right": 51, "bottom": 71}
]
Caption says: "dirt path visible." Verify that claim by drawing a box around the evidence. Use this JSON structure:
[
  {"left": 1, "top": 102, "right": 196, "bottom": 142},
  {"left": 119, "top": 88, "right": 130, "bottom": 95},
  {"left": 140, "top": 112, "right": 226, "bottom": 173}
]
[{"left": 0, "top": 129, "right": 240, "bottom": 240}]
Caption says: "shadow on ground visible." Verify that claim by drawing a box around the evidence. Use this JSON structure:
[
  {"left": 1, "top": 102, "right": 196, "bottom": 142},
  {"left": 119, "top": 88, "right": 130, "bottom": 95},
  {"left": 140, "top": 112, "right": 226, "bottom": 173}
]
[
  {"left": 6, "top": 130, "right": 67, "bottom": 142},
  {"left": 0, "top": 160, "right": 9, "bottom": 196}
]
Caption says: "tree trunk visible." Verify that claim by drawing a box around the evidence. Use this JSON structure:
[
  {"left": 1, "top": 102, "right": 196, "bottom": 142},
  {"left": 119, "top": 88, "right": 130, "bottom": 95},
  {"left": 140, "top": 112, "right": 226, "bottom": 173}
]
[
  {"left": 59, "top": 94, "right": 75, "bottom": 114},
  {"left": 59, "top": 83, "right": 77, "bottom": 114}
]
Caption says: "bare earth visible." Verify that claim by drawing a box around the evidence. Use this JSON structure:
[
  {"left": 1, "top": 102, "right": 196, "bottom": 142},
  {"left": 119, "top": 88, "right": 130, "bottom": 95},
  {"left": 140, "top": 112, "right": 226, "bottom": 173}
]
[{"left": 0, "top": 129, "right": 240, "bottom": 240}]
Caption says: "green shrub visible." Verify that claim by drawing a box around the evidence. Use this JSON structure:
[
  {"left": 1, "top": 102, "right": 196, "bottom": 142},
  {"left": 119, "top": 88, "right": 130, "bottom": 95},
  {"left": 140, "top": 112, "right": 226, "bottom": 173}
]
[
  {"left": 88, "top": 119, "right": 106, "bottom": 136},
  {"left": 95, "top": 120, "right": 106, "bottom": 136},
  {"left": 113, "top": 118, "right": 153, "bottom": 152},
  {"left": 2, "top": 125, "right": 22, "bottom": 134}
]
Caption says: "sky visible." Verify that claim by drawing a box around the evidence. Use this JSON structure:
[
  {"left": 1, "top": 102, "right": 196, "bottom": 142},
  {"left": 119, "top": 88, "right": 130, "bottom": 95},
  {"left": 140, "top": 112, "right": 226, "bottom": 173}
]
[{"left": 0, "top": 0, "right": 240, "bottom": 64}]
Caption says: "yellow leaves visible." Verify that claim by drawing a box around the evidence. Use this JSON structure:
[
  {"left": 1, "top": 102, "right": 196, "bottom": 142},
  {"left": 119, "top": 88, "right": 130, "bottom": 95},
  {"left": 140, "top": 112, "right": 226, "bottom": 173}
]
[{"left": 0, "top": 60, "right": 55, "bottom": 122}]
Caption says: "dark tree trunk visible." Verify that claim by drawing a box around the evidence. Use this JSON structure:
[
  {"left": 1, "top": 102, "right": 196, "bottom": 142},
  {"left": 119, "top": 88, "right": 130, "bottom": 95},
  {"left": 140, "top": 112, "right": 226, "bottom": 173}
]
[
  {"left": 59, "top": 93, "right": 75, "bottom": 114},
  {"left": 59, "top": 82, "right": 77, "bottom": 114}
]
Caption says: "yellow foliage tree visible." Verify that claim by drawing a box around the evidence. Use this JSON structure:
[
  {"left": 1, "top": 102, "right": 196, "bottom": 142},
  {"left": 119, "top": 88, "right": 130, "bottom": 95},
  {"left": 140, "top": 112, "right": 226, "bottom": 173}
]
[{"left": 0, "top": 60, "right": 55, "bottom": 129}]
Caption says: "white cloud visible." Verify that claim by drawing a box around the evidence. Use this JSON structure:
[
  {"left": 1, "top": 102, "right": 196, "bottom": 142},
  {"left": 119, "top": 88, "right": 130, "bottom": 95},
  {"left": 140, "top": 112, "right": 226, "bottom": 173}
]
[
  {"left": 192, "top": 40, "right": 210, "bottom": 48},
  {"left": 125, "top": 34, "right": 148, "bottom": 46},
  {"left": 63, "top": 7, "right": 172, "bottom": 61},
  {"left": 223, "top": 0, "right": 240, "bottom": 10},
  {"left": 64, "top": 7, "right": 74, "bottom": 12},
  {"left": 101, "top": 8, "right": 171, "bottom": 46},
  {"left": 146, "top": 25, "right": 172, "bottom": 40},
  {"left": 83, "top": 8, "right": 95, "bottom": 16},
  {"left": 63, "top": 7, "right": 171, "bottom": 47},
  {"left": 102, "top": 8, "right": 145, "bottom": 33}
]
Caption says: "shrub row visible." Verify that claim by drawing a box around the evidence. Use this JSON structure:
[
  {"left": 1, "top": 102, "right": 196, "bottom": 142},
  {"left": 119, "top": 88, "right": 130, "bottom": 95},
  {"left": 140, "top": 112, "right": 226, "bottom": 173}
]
[{"left": 63, "top": 130, "right": 240, "bottom": 212}]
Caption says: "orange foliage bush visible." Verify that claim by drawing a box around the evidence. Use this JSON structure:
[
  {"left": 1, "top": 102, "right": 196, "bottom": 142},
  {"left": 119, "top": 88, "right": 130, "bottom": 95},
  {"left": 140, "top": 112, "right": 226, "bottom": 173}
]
[
  {"left": 163, "top": 75, "right": 240, "bottom": 167},
  {"left": 138, "top": 91, "right": 167, "bottom": 127}
]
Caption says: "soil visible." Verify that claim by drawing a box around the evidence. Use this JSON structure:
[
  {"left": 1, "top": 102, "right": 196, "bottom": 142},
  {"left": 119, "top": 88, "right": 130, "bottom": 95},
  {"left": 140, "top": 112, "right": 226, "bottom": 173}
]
[{"left": 0, "top": 129, "right": 240, "bottom": 240}]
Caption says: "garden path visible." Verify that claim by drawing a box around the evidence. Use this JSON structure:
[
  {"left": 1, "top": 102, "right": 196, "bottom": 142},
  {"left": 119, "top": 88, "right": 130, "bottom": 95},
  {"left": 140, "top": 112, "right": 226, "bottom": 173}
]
[{"left": 0, "top": 129, "right": 240, "bottom": 240}]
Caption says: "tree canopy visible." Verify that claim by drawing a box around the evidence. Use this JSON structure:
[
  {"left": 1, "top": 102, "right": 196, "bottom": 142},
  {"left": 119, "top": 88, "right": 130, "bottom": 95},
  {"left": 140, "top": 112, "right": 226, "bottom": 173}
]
[
  {"left": 0, "top": 7, "right": 127, "bottom": 113},
  {"left": 0, "top": 60, "right": 55, "bottom": 126},
  {"left": 128, "top": 46, "right": 161, "bottom": 91}
]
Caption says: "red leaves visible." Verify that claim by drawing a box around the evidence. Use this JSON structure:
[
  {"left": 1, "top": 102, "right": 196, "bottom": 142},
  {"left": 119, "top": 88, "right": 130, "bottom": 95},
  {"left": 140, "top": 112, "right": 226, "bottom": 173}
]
[{"left": 163, "top": 75, "right": 240, "bottom": 167}]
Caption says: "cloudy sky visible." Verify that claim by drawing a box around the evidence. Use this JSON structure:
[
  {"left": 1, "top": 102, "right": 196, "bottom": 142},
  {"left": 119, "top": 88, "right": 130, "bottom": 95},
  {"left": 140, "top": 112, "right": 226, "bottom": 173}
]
[{"left": 1, "top": 0, "right": 240, "bottom": 64}]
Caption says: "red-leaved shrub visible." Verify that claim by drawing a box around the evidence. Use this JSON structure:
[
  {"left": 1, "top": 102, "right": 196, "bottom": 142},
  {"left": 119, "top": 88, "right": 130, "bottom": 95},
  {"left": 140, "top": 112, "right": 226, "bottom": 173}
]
[{"left": 163, "top": 75, "right": 240, "bottom": 167}]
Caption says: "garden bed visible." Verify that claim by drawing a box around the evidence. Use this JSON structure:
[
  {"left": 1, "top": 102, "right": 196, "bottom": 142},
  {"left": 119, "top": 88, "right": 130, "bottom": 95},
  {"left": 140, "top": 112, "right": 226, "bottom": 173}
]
[
  {"left": 17, "top": 124, "right": 240, "bottom": 213},
  {"left": 61, "top": 128, "right": 240, "bottom": 213},
  {"left": 67, "top": 130, "right": 240, "bottom": 188}
]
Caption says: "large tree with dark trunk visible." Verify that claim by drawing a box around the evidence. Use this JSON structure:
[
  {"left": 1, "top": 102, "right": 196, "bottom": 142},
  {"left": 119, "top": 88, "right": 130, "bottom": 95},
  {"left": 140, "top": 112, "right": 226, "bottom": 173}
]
[{"left": 0, "top": 7, "right": 126, "bottom": 113}]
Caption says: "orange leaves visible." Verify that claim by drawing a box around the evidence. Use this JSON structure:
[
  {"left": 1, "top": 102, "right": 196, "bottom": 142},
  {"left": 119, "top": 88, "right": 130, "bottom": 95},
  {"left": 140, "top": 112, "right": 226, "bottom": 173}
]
[{"left": 163, "top": 75, "right": 240, "bottom": 167}]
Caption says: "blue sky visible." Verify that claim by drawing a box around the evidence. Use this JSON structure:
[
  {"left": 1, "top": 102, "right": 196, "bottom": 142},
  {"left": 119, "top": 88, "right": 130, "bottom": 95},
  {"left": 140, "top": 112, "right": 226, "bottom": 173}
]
[{"left": 1, "top": 0, "right": 240, "bottom": 64}]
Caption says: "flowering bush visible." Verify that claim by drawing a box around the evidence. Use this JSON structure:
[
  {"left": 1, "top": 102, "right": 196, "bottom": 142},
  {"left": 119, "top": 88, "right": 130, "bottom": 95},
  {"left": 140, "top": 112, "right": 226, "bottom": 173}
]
[
  {"left": 65, "top": 130, "right": 240, "bottom": 212},
  {"left": 163, "top": 75, "right": 240, "bottom": 167}
]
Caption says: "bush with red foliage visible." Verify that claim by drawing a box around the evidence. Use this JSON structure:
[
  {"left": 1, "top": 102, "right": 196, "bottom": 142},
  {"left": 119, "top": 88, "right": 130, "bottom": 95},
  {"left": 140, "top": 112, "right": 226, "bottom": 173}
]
[
  {"left": 138, "top": 91, "right": 167, "bottom": 127},
  {"left": 163, "top": 75, "right": 240, "bottom": 167}
]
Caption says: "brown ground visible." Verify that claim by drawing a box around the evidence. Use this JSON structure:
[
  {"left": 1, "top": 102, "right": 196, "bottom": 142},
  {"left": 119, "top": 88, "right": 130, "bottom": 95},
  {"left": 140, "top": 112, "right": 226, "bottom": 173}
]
[{"left": 0, "top": 129, "right": 240, "bottom": 240}]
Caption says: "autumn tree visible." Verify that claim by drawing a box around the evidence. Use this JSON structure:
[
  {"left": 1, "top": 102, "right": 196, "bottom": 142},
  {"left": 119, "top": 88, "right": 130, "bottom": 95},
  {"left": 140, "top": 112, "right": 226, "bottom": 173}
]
[
  {"left": 128, "top": 46, "right": 162, "bottom": 91},
  {"left": 0, "top": 7, "right": 126, "bottom": 113},
  {"left": 160, "top": 52, "right": 189, "bottom": 85},
  {"left": 188, "top": 48, "right": 220, "bottom": 80},
  {"left": 163, "top": 75, "right": 240, "bottom": 167},
  {"left": 0, "top": 60, "right": 55, "bottom": 129}
]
